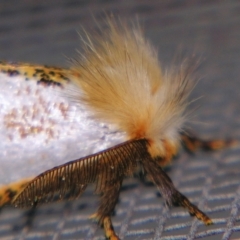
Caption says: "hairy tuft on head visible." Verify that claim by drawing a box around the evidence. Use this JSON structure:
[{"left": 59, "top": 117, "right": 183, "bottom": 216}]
[{"left": 70, "top": 19, "right": 194, "bottom": 158}]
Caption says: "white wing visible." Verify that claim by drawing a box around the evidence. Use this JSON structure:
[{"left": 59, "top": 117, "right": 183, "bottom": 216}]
[{"left": 0, "top": 64, "right": 127, "bottom": 185}]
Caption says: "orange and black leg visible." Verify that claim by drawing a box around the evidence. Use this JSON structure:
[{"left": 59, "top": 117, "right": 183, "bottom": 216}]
[{"left": 180, "top": 130, "right": 237, "bottom": 153}]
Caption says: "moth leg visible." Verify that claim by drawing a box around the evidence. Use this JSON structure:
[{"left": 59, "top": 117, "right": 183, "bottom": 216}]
[
  {"left": 181, "top": 131, "right": 237, "bottom": 153},
  {"left": 142, "top": 158, "right": 212, "bottom": 225},
  {"left": 103, "top": 216, "right": 119, "bottom": 240},
  {"left": 0, "top": 178, "right": 32, "bottom": 207},
  {"left": 91, "top": 181, "right": 122, "bottom": 240}
]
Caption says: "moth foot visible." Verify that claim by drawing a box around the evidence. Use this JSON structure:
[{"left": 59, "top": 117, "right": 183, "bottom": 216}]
[{"left": 103, "top": 216, "right": 120, "bottom": 240}]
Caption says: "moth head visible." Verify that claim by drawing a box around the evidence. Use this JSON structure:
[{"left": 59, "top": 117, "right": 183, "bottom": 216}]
[{"left": 70, "top": 20, "right": 195, "bottom": 162}]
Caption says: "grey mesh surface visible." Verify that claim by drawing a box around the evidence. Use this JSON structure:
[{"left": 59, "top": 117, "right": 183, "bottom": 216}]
[{"left": 0, "top": 0, "right": 240, "bottom": 239}]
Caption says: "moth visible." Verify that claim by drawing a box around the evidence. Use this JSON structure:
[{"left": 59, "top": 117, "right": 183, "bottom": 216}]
[{"left": 0, "top": 21, "right": 235, "bottom": 240}]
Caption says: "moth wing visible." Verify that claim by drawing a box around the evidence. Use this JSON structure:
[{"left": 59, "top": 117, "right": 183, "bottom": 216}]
[{"left": 0, "top": 63, "right": 126, "bottom": 186}]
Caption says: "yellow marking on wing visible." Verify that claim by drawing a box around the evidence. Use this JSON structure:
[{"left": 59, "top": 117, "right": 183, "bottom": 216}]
[
  {"left": 0, "top": 61, "right": 79, "bottom": 86},
  {"left": 0, "top": 178, "right": 33, "bottom": 207}
]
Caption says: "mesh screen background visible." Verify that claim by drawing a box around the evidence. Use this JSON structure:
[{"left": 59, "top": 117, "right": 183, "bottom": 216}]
[{"left": 0, "top": 0, "right": 240, "bottom": 239}]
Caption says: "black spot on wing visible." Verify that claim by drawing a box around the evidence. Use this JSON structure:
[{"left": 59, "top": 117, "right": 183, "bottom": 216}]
[{"left": 37, "top": 78, "right": 62, "bottom": 87}]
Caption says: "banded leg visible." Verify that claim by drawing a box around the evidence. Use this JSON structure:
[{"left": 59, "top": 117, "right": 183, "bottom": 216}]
[
  {"left": 91, "top": 181, "right": 123, "bottom": 240},
  {"left": 181, "top": 131, "right": 237, "bottom": 153},
  {"left": 142, "top": 157, "right": 212, "bottom": 225}
]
